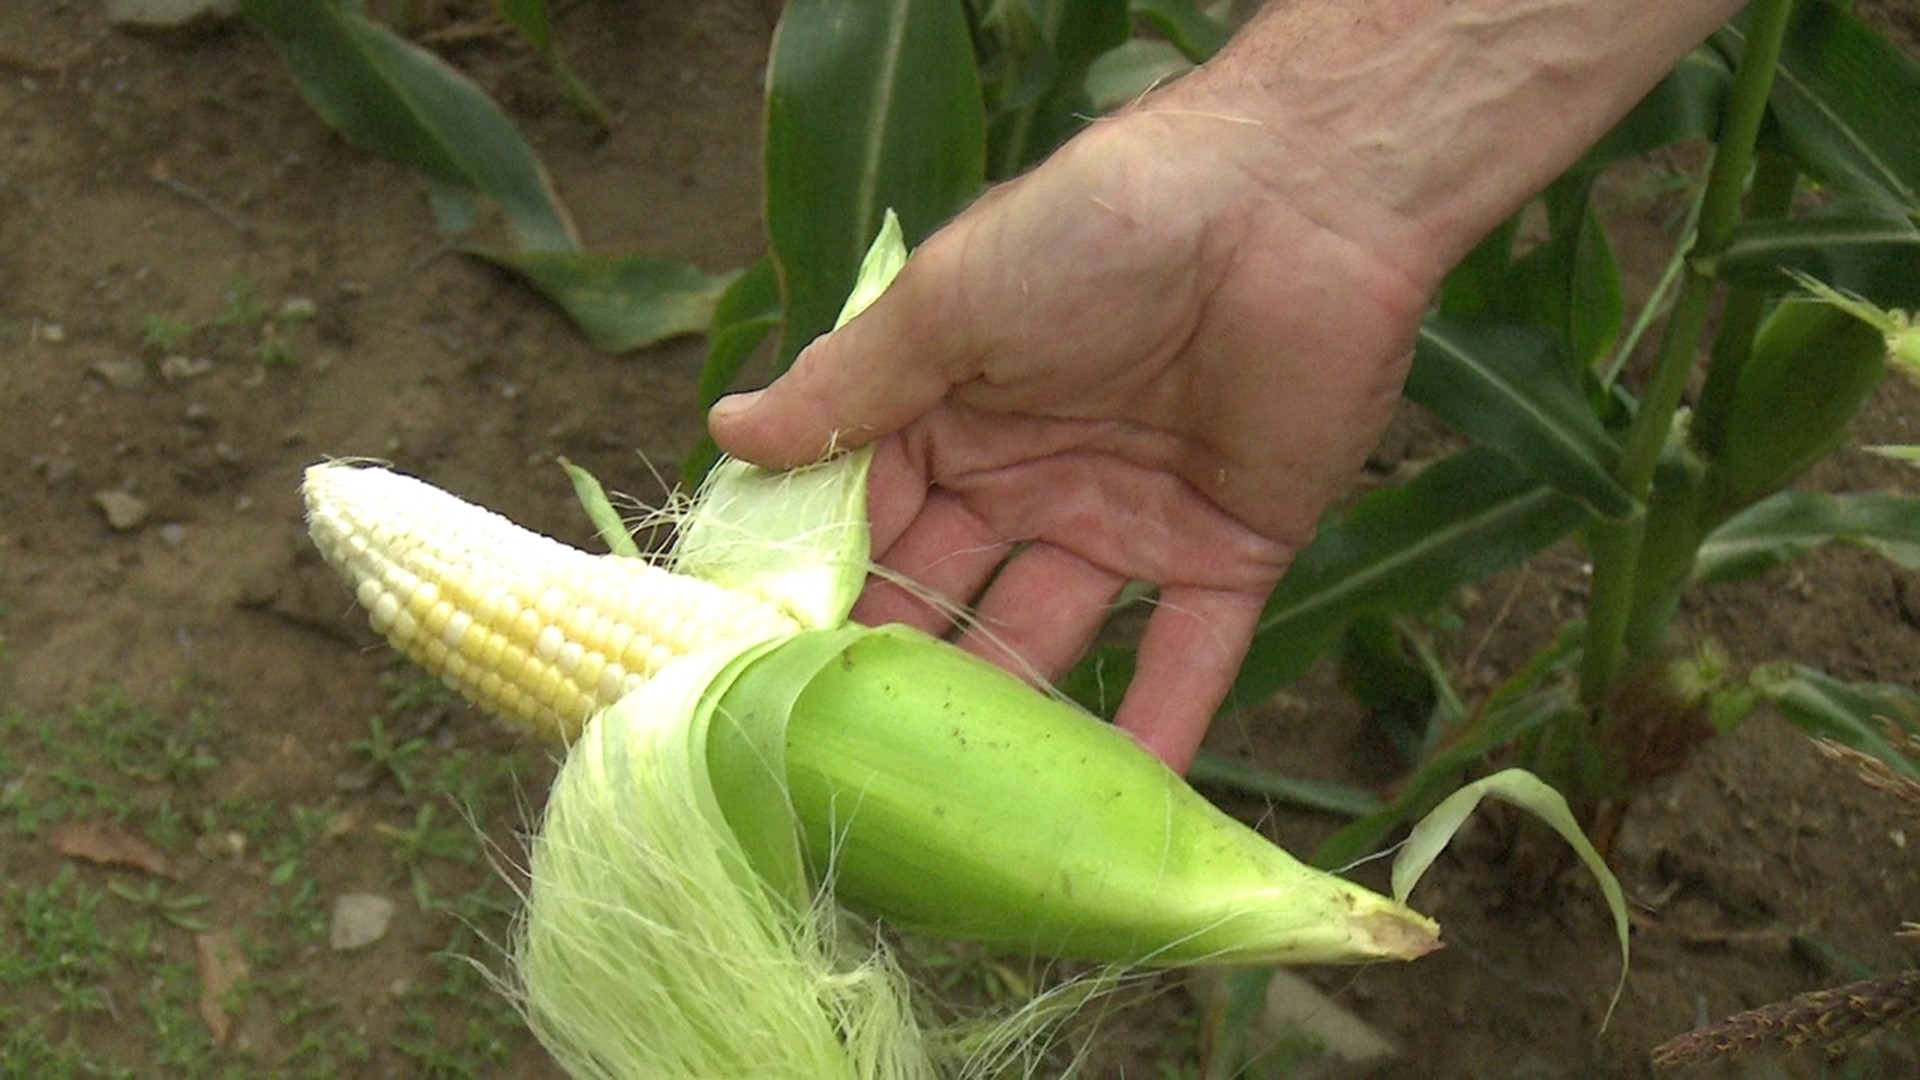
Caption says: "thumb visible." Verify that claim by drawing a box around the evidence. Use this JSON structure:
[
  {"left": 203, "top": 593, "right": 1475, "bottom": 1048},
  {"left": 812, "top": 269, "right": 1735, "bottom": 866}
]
[{"left": 708, "top": 247, "right": 968, "bottom": 469}]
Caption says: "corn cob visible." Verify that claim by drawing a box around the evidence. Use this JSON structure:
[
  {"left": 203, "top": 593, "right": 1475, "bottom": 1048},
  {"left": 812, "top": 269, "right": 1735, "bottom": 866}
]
[{"left": 303, "top": 461, "right": 803, "bottom": 742}]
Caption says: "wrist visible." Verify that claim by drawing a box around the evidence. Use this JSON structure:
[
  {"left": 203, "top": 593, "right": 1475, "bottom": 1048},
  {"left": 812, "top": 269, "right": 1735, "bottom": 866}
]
[{"left": 1148, "top": 0, "right": 1744, "bottom": 289}]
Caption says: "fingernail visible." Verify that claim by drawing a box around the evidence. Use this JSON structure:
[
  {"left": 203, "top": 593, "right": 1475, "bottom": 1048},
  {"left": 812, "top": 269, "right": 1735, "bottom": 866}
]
[{"left": 709, "top": 389, "right": 763, "bottom": 420}]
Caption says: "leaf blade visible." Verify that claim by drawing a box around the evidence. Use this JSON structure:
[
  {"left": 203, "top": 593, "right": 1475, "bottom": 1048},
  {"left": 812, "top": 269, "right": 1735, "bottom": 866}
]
[
  {"left": 1695, "top": 489, "right": 1920, "bottom": 583},
  {"left": 1408, "top": 314, "right": 1634, "bottom": 519},
  {"left": 1228, "top": 449, "right": 1589, "bottom": 710},
  {"left": 480, "top": 251, "right": 737, "bottom": 352},
  {"left": 243, "top": 0, "right": 579, "bottom": 252},
  {"left": 1717, "top": 210, "right": 1920, "bottom": 309},
  {"left": 764, "top": 0, "right": 986, "bottom": 367}
]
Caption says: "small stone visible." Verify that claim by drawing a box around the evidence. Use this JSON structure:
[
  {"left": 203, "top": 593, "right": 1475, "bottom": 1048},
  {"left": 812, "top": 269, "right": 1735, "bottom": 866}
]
[
  {"left": 88, "top": 357, "right": 148, "bottom": 390},
  {"left": 159, "top": 354, "right": 215, "bottom": 380},
  {"left": 159, "top": 523, "right": 186, "bottom": 547},
  {"left": 277, "top": 296, "right": 317, "bottom": 322},
  {"left": 329, "top": 893, "right": 396, "bottom": 951},
  {"left": 93, "top": 490, "right": 151, "bottom": 531},
  {"left": 40, "top": 323, "right": 65, "bottom": 343},
  {"left": 104, "top": 0, "right": 239, "bottom": 30}
]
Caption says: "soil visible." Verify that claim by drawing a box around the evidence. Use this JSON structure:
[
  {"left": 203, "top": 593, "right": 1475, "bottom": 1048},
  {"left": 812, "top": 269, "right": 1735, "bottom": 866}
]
[{"left": 2, "top": 3, "right": 1916, "bottom": 1078}]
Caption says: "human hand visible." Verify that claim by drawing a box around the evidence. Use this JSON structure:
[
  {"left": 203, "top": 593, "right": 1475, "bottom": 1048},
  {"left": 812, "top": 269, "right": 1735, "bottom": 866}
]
[{"left": 710, "top": 86, "right": 1436, "bottom": 771}]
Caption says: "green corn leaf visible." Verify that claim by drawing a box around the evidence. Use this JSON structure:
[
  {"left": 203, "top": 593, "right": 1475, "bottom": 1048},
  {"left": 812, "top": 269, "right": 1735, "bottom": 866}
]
[
  {"left": 1085, "top": 39, "right": 1194, "bottom": 112},
  {"left": 1577, "top": 45, "right": 1731, "bottom": 172},
  {"left": 1391, "top": 768, "right": 1631, "bottom": 1025},
  {"left": 1314, "top": 681, "right": 1576, "bottom": 869},
  {"left": 1434, "top": 180, "right": 1623, "bottom": 379},
  {"left": 492, "top": 0, "right": 552, "bottom": 50},
  {"left": 490, "top": 0, "right": 610, "bottom": 129},
  {"left": 1436, "top": 215, "right": 1522, "bottom": 316},
  {"left": 1716, "top": 209, "right": 1920, "bottom": 309},
  {"left": 480, "top": 251, "right": 737, "bottom": 352},
  {"left": 1128, "top": 0, "right": 1231, "bottom": 62},
  {"left": 765, "top": 0, "right": 986, "bottom": 367},
  {"left": 1408, "top": 314, "right": 1634, "bottom": 519},
  {"left": 1695, "top": 489, "right": 1920, "bottom": 583},
  {"left": 1717, "top": 1, "right": 1920, "bottom": 211},
  {"left": 987, "top": 0, "right": 1130, "bottom": 176},
  {"left": 697, "top": 257, "right": 783, "bottom": 407},
  {"left": 683, "top": 258, "right": 783, "bottom": 488},
  {"left": 1752, "top": 664, "right": 1920, "bottom": 782},
  {"left": 1707, "top": 298, "right": 1887, "bottom": 517},
  {"left": 1538, "top": 185, "right": 1625, "bottom": 373},
  {"left": 1185, "top": 752, "right": 1386, "bottom": 819},
  {"left": 242, "top": 0, "right": 579, "bottom": 253},
  {"left": 1229, "top": 449, "right": 1588, "bottom": 712}
]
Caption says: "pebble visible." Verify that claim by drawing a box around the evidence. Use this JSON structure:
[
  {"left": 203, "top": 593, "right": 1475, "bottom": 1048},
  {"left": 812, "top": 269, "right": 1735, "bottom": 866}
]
[
  {"left": 93, "top": 489, "right": 151, "bottom": 531},
  {"left": 329, "top": 893, "right": 396, "bottom": 951},
  {"left": 88, "top": 357, "right": 148, "bottom": 390},
  {"left": 103, "top": 0, "right": 239, "bottom": 30},
  {"left": 159, "top": 354, "right": 215, "bottom": 380}
]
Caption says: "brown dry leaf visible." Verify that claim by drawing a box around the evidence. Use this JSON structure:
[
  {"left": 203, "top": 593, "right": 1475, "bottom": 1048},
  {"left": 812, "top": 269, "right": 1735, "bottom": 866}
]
[
  {"left": 47, "top": 821, "right": 174, "bottom": 877},
  {"left": 194, "top": 930, "right": 248, "bottom": 1045}
]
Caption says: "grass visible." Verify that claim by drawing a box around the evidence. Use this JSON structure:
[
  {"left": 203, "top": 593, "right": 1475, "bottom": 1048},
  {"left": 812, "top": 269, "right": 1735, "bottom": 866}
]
[
  {"left": 133, "top": 277, "right": 316, "bottom": 371},
  {"left": 0, "top": 676, "right": 550, "bottom": 1077}
]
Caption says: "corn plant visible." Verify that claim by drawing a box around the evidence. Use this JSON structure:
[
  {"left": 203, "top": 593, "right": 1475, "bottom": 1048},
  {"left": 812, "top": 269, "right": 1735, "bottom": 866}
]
[{"left": 251, "top": 0, "right": 1918, "bottom": 1070}]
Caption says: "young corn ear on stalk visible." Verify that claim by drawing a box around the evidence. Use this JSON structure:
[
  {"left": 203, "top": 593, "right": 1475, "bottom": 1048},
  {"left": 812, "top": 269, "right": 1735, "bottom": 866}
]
[{"left": 300, "top": 216, "right": 1439, "bottom": 1077}]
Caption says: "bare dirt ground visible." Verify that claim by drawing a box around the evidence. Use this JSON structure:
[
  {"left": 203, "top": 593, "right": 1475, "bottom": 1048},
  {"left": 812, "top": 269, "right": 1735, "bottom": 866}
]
[{"left": 2, "top": 3, "right": 1916, "bottom": 1077}]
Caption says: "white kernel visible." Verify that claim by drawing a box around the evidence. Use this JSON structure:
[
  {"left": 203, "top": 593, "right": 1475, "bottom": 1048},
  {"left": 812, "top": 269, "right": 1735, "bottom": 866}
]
[
  {"left": 478, "top": 583, "right": 511, "bottom": 628},
  {"left": 598, "top": 663, "right": 628, "bottom": 701},
  {"left": 535, "top": 624, "right": 565, "bottom": 662},
  {"left": 575, "top": 652, "right": 606, "bottom": 696},
  {"left": 390, "top": 607, "right": 419, "bottom": 645},
  {"left": 444, "top": 610, "right": 472, "bottom": 650},
  {"left": 370, "top": 593, "right": 400, "bottom": 633},
  {"left": 355, "top": 579, "right": 383, "bottom": 611},
  {"left": 605, "top": 622, "right": 635, "bottom": 660},
  {"left": 536, "top": 586, "right": 568, "bottom": 621},
  {"left": 557, "top": 641, "right": 584, "bottom": 675}
]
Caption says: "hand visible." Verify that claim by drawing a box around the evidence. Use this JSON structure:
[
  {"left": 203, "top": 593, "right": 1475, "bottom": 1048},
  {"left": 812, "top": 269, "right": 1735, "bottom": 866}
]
[{"left": 710, "top": 88, "right": 1434, "bottom": 772}]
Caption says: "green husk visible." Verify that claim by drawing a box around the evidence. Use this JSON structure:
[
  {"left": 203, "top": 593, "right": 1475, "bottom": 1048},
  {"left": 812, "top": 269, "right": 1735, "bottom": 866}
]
[
  {"left": 766, "top": 624, "right": 1439, "bottom": 966},
  {"left": 520, "top": 640, "right": 935, "bottom": 1079}
]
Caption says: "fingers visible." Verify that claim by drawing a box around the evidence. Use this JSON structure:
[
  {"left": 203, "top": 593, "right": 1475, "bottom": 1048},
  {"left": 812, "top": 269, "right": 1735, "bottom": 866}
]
[
  {"left": 707, "top": 247, "right": 972, "bottom": 469},
  {"left": 958, "top": 543, "right": 1128, "bottom": 686},
  {"left": 1113, "top": 586, "right": 1265, "bottom": 773},
  {"left": 851, "top": 488, "right": 1011, "bottom": 633}
]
